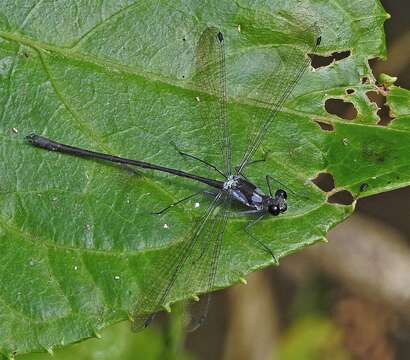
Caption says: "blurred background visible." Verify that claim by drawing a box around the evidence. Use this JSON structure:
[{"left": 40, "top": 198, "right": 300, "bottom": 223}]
[{"left": 19, "top": 0, "right": 409, "bottom": 359}]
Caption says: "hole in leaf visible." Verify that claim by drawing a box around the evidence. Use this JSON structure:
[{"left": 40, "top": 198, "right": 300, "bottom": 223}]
[
  {"left": 328, "top": 190, "right": 354, "bottom": 205},
  {"left": 366, "top": 90, "right": 382, "bottom": 104},
  {"left": 313, "top": 120, "right": 334, "bottom": 131},
  {"left": 345, "top": 88, "right": 355, "bottom": 95},
  {"left": 361, "top": 76, "right": 369, "bottom": 84},
  {"left": 377, "top": 104, "right": 394, "bottom": 126},
  {"left": 325, "top": 98, "right": 357, "bottom": 120},
  {"left": 366, "top": 91, "right": 394, "bottom": 126},
  {"left": 309, "top": 50, "right": 351, "bottom": 69},
  {"left": 312, "top": 172, "right": 335, "bottom": 193}
]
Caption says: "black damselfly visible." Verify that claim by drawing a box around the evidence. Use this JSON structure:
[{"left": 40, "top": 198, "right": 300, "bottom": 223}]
[{"left": 26, "top": 24, "right": 321, "bottom": 330}]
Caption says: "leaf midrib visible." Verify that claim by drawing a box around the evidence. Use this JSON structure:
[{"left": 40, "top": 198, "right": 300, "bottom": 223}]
[
  {"left": 0, "top": 30, "right": 342, "bottom": 122},
  {"left": 4, "top": 29, "right": 406, "bottom": 134}
]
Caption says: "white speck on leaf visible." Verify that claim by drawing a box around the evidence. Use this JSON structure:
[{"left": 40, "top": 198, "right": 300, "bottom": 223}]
[
  {"left": 114, "top": 275, "right": 120, "bottom": 280},
  {"left": 163, "top": 223, "right": 169, "bottom": 229},
  {"left": 0, "top": 56, "right": 13, "bottom": 76},
  {"left": 12, "top": 127, "right": 18, "bottom": 134},
  {"left": 194, "top": 202, "right": 200, "bottom": 208}
]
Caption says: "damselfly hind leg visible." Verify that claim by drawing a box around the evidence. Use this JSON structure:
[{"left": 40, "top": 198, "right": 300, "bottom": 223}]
[
  {"left": 171, "top": 141, "right": 226, "bottom": 178},
  {"left": 151, "top": 190, "right": 217, "bottom": 215}
]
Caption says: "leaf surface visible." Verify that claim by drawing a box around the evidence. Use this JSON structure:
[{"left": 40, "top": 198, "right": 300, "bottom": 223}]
[{"left": 1, "top": 0, "right": 407, "bottom": 356}]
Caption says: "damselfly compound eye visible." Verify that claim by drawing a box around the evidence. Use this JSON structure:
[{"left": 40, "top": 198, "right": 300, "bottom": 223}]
[
  {"left": 268, "top": 205, "right": 281, "bottom": 216},
  {"left": 275, "top": 189, "right": 287, "bottom": 199}
]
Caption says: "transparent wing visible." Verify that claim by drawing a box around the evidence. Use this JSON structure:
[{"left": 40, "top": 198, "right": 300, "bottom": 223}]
[
  {"left": 193, "top": 27, "right": 232, "bottom": 176},
  {"left": 131, "top": 191, "right": 227, "bottom": 331},
  {"left": 186, "top": 193, "right": 231, "bottom": 331},
  {"left": 236, "top": 22, "right": 321, "bottom": 173}
]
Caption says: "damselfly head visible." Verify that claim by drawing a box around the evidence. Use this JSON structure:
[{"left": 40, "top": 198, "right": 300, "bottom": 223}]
[{"left": 267, "top": 189, "right": 287, "bottom": 216}]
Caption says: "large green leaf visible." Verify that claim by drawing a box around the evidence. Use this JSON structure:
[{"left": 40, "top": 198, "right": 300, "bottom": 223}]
[{"left": 1, "top": 0, "right": 408, "bottom": 357}]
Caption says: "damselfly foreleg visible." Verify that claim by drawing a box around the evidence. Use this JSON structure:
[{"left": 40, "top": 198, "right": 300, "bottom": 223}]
[{"left": 244, "top": 215, "right": 279, "bottom": 265}]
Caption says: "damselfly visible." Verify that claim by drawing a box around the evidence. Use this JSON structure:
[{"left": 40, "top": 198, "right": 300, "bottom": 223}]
[{"left": 26, "top": 23, "right": 321, "bottom": 330}]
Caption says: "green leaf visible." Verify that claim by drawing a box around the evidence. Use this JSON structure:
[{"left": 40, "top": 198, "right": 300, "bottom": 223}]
[
  {"left": 387, "top": 86, "right": 410, "bottom": 131},
  {"left": 0, "top": 0, "right": 407, "bottom": 357}
]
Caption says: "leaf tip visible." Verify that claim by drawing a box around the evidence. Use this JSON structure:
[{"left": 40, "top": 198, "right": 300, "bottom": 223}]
[
  {"left": 191, "top": 295, "right": 200, "bottom": 302},
  {"left": 378, "top": 73, "right": 397, "bottom": 88},
  {"left": 239, "top": 277, "right": 247, "bottom": 285}
]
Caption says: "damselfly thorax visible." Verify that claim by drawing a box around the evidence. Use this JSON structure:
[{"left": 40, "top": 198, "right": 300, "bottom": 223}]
[{"left": 223, "top": 175, "right": 287, "bottom": 215}]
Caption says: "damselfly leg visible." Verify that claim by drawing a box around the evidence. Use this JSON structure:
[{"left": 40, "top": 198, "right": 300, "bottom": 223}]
[
  {"left": 244, "top": 215, "right": 279, "bottom": 265},
  {"left": 266, "top": 175, "right": 309, "bottom": 200},
  {"left": 151, "top": 190, "right": 205, "bottom": 215},
  {"left": 171, "top": 141, "right": 226, "bottom": 178}
]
